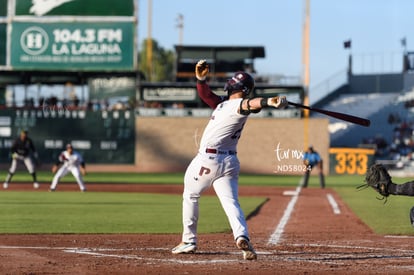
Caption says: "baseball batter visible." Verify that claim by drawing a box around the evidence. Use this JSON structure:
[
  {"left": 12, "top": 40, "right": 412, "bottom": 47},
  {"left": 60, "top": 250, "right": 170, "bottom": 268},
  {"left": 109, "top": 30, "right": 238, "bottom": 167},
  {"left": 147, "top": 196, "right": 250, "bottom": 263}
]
[
  {"left": 3, "top": 130, "right": 39, "bottom": 189},
  {"left": 172, "top": 60, "right": 288, "bottom": 260},
  {"left": 50, "top": 143, "right": 87, "bottom": 192}
]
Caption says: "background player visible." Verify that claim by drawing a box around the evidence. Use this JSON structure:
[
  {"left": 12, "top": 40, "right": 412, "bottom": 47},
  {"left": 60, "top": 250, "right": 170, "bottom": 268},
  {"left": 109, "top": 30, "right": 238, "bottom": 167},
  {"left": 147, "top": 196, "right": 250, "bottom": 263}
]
[
  {"left": 172, "top": 60, "right": 288, "bottom": 260},
  {"left": 3, "top": 130, "right": 39, "bottom": 189},
  {"left": 50, "top": 143, "right": 87, "bottom": 192}
]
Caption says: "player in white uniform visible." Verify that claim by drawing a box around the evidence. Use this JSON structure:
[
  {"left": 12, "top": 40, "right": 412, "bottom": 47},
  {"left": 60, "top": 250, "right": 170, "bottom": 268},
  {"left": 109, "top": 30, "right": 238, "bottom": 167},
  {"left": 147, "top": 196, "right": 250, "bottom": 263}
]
[
  {"left": 172, "top": 60, "right": 288, "bottom": 260},
  {"left": 50, "top": 143, "right": 87, "bottom": 192}
]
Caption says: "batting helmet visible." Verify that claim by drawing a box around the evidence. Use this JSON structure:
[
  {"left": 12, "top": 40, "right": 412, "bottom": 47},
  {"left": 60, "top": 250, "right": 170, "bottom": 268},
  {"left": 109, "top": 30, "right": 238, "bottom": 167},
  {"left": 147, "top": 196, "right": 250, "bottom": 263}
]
[{"left": 224, "top": 71, "right": 255, "bottom": 96}]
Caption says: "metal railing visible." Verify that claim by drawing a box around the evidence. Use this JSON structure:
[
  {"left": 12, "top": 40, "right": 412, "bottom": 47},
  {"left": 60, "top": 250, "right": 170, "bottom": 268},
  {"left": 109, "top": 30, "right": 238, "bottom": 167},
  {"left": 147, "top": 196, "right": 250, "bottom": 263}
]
[{"left": 309, "top": 69, "right": 348, "bottom": 104}]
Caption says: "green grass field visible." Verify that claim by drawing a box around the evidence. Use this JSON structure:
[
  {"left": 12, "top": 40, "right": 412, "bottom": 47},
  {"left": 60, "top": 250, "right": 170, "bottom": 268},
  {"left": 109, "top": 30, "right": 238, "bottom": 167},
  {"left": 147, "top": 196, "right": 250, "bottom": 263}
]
[{"left": 1, "top": 172, "right": 413, "bottom": 235}]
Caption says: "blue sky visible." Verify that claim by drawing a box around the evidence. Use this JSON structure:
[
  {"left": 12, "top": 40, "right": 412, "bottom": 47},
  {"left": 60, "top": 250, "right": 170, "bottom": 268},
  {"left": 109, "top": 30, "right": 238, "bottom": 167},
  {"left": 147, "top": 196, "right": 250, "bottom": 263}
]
[{"left": 136, "top": 0, "right": 413, "bottom": 103}]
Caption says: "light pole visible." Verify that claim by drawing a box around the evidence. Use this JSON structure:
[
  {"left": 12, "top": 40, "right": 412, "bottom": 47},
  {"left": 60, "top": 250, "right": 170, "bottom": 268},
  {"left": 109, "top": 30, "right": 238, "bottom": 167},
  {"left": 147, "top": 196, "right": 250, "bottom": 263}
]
[
  {"left": 146, "top": 0, "right": 153, "bottom": 81},
  {"left": 176, "top": 14, "right": 184, "bottom": 45},
  {"left": 302, "top": 0, "right": 310, "bottom": 150},
  {"left": 302, "top": 0, "right": 310, "bottom": 115}
]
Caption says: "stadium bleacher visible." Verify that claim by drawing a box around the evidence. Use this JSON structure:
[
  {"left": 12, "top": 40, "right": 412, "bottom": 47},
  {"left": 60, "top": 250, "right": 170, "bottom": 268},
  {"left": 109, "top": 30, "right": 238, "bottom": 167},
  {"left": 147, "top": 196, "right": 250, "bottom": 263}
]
[
  {"left": 313, "top": 89, "right": 414, "bottom": 170},
  {"left": 312, "top": 92, "right": 400, "bottom": 147}
]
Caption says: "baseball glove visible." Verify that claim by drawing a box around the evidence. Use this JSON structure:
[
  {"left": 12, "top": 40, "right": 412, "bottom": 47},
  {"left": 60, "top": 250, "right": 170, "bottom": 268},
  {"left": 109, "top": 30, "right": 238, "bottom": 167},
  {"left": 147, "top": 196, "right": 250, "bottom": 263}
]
[{"left": 358, "top": 163, "right": 392, "bottom": 199}]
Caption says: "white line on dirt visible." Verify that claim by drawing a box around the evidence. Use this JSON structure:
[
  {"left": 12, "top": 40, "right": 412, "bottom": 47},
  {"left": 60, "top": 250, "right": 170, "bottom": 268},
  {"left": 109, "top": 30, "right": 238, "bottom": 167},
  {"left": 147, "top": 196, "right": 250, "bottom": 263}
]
[
  {"left": 2, "top": 243, "right": 411, "bottom": 254},
  {"left": 0, "top": 245, "right": 74, "bottom": 250},
  {"left": 0, "top": 245, "right": 240, "bottom": 264},
  {"left": 290, "top": 243, "right": 413, "bottom": 253},
  {"left": 384, "top": 235, "right": 414, "bottom": 239},
  {"left": 0, "top": 245, "right": 149, "bottom": 251},
  {"left": 326, "top": 193, "right": 341, "bottom": 214},
  {"left": 1, "top": 244, "right": 413, "bottom": 266},
  {"left": 64, "top": 249, "right": 239, "bottom": 264},
  {"left": 267, "top": 186, "right": 301, "bottom": 245}
]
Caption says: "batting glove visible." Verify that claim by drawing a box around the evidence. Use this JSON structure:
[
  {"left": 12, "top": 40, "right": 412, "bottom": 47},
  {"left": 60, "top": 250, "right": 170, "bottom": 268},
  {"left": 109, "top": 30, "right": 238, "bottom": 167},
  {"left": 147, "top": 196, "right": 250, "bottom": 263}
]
[
  {"left": 268, "top": 96, "right": 288, "bottom": 109},
  {"left": 195, "top": 59, "right": 209, "bottom": 81}
]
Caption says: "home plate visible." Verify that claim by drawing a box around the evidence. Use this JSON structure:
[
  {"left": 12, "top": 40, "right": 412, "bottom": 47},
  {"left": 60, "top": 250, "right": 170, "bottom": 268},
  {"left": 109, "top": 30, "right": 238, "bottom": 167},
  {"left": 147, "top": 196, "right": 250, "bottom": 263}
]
[{"left": 283, "top": 190, "right": 298, "bottom": 196}]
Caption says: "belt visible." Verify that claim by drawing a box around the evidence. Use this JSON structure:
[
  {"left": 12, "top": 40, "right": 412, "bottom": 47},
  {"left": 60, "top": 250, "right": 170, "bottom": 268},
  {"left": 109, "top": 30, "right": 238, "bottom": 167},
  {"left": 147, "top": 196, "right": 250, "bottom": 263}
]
[{"left": 205, "top": 148, "right": 237, "bottom": 155}]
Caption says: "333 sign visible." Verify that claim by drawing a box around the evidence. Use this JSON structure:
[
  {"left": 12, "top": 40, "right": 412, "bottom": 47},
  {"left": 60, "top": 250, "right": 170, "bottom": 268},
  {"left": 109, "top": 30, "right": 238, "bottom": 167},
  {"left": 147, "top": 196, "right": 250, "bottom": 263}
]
[{"left": 329, "top": 148, "right": 375, "bottom": 175}]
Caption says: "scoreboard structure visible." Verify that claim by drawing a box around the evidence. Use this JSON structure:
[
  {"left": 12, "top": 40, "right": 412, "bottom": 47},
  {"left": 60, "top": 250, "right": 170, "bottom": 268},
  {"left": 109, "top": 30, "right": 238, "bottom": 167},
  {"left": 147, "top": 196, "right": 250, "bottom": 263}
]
[
  {"left": 0, "top": 108, "right": 135, "bottom": 164},
  {"left": 0, "top": 0, "right": 137, "bottom": 164}
]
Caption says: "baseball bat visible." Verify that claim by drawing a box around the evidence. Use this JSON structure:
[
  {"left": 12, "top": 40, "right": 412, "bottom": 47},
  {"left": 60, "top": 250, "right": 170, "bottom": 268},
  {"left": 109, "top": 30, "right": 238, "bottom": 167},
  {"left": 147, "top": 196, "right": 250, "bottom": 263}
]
[{"left": 288, "top": 101, "right": 371, "bottom": 127}]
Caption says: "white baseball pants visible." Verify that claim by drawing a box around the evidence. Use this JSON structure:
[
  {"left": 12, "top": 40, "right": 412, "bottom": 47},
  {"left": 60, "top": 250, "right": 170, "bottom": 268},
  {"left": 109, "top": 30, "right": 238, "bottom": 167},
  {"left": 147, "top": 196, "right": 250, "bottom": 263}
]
[
  {"left": 51, "top": 166, "right": 86, "bottom": 191},
  {"left": 181, "top": 152, "right": 250, "bottom": 244},
  {"left": 9, "top": 155, "right": 35, "bottom": 174}
]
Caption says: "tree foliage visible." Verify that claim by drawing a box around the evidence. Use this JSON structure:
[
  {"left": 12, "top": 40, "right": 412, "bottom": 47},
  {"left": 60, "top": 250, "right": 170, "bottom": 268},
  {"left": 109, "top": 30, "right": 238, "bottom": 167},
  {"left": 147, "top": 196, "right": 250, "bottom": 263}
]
[{"left": 138, "top": 39, "right": 175, "bottom": 82}]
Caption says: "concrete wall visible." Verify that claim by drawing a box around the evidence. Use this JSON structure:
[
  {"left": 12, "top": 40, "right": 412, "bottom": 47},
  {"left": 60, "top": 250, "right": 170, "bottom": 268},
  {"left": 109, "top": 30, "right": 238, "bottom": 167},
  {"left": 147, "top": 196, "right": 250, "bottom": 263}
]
[
  {"left": 135, "top": 117, "right": 330, "bottom": 175},
  {"left": 349, "top": 73, "right": 404, "bottom": 93}
]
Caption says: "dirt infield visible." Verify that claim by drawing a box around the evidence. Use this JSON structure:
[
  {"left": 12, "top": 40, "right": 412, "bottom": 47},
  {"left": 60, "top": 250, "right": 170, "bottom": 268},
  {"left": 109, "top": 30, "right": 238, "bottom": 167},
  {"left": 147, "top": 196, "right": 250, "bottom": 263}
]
[{"left": 1, "top": 183, "right": 414, "bottom": 274}]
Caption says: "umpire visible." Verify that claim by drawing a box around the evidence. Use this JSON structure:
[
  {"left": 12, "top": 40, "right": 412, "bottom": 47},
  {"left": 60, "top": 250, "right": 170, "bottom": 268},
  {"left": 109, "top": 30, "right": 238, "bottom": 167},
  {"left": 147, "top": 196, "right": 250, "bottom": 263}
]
[
  {"left": 301, "top": 145, "right": 325, "bottom": 188},
  {"left": 3, "top": 130, "right": 39, "bottom": 189}
]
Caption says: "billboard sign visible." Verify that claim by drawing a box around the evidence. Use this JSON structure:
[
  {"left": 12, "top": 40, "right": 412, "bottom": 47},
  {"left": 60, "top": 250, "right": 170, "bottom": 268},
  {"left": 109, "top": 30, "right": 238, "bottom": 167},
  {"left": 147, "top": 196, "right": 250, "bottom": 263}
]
[
  {"left": 89, "top": 77, "right": 136, "bottom": 100},
  {"left": 1, "top": 0, "right": 136, "bottom": 71},
  {"left": 143, "top": 88, "right": 197, "bottom": 101},
  {"left": 10, "top": 22, "right": 134, "bottom": 71}
]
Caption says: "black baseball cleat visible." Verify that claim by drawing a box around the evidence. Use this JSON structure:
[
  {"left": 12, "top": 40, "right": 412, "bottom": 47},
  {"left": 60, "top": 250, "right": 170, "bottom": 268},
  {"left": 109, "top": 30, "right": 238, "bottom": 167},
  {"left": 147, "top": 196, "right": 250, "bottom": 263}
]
[{"left": 410, "top": 206, "right": 414, "bottom": 227}]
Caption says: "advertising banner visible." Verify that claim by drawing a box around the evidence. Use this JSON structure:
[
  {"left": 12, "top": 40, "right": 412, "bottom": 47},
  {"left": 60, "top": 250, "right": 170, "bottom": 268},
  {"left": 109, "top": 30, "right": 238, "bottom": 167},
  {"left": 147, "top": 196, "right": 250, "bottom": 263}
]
[
  {"left": 10, "top": 22, "right": 135, "bottom": 71},
  {"left": 143, "top": 87, "right": 197, "bottom": 101},
  {"left": 89, "top": 77, "right": 136, "bottom": 100}
]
